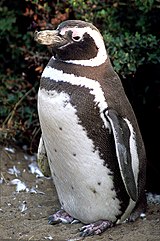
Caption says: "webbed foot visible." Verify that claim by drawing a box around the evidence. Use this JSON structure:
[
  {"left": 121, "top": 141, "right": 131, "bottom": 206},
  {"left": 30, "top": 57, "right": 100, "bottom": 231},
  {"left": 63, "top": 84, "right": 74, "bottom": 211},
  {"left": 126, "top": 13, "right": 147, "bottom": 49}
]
[
  {"left": 79, "top": 220, "right": 114, "bottom": 237},
  {"left": 48, "top": 209, "right": 79, "bottom": 225}
]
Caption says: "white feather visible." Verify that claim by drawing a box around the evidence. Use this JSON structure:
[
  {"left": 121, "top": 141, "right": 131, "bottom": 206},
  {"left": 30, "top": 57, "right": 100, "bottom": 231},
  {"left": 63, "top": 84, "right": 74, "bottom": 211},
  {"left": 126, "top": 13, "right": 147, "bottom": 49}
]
[
  {"left": 38, "top": 89, "right": 121, "bottom": 223},
  {"left": 42, "top": 66, "right": 111, "bottom": 131}
]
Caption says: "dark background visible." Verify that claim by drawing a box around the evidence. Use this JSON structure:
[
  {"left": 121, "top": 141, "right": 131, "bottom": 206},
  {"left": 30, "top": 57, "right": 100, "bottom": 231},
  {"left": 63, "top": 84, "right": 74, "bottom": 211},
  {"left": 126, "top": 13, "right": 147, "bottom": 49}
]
[{"left": 0, "top": 0, "right": 160, "bottom": 193}]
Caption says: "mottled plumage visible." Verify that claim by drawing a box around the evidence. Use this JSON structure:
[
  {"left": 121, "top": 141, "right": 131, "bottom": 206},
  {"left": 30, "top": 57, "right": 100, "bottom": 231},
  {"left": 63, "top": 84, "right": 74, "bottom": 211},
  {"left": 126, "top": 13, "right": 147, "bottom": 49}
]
[{"left": 35, "top": 20, "right": 147, "bottom": 236}]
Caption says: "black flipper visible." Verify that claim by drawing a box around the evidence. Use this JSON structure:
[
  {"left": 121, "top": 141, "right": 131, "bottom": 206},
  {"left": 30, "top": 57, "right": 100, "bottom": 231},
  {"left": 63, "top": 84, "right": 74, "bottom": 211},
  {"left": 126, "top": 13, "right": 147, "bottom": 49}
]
[{"left": 104, "top": 108, "right": 138, "bottom": 202}]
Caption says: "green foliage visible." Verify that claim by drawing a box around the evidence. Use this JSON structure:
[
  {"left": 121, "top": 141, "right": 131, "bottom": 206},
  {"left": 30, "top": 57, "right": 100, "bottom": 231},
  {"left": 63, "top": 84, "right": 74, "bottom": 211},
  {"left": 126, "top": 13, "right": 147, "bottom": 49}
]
[
  {"left": 134, "top": 0, "right": 155, "bottom": 12},
  {"left": 0, "top": 0, "right": 49, "bottom": 149},
  {"left": 103, "top": 32, "right": 159, "bottom": 76},
  {"left": 0, "top": 0, "right": 159, "bottom": 150},
  {"left": 0, "top": 74, "right": 39, "bottom": 146},
  {"left": 69, "top": 0, "right": 160, "bottom": 76},
  {"left": 0, "top": 7, "right": 16, "bottom": 34}
]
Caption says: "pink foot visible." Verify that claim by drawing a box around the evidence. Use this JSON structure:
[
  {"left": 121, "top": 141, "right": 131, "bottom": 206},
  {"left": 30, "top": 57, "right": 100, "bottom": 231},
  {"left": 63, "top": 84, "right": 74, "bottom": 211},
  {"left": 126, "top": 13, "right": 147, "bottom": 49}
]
[
  {"left": 79, "top": 220, "right": 114, "bottom": 237},
  {"left": 48, "top": 209, "right": 79, "bottom": 224}
]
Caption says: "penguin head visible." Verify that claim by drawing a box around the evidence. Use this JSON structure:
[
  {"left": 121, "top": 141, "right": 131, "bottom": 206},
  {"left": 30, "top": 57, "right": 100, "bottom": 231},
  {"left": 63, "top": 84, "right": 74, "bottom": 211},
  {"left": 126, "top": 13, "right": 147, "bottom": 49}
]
[{"left": 34, "top": 20, "right": 107, "bottom": 65}]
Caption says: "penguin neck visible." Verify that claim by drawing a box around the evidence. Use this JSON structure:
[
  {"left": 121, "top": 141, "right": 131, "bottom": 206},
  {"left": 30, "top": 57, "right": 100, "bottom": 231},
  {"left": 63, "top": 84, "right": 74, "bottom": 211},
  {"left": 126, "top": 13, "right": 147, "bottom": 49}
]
[{"left": 47, "top": 56, "right": 112, "bottom": 82}]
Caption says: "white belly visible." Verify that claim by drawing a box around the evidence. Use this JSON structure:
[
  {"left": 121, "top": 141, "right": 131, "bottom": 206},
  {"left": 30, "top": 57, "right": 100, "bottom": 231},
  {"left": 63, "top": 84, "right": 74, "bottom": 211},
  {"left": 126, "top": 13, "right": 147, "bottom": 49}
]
[{"left": 38, "top": 88, "right": 122, "bottom": 223}]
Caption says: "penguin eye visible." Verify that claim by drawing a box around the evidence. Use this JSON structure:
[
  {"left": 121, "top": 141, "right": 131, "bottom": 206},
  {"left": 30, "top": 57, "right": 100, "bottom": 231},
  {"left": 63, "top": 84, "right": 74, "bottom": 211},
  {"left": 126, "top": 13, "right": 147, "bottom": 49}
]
[{"left": 72, "top": 35, "right": 82, "bottom": 42}]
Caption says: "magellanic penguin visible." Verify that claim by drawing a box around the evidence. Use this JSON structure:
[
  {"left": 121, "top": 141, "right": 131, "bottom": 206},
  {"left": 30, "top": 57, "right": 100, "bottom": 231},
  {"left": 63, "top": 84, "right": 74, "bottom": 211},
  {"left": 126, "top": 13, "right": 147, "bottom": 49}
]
[{"left": 34, "top": 20, "right": 147, "bottom": 236}]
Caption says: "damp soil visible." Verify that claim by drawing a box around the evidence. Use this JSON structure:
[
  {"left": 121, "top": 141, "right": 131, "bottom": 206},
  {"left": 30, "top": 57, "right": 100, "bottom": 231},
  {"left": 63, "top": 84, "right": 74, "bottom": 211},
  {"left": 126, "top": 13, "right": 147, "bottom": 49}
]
[{"left": 0, "top": 145, "right": 160, "bottom": 241}]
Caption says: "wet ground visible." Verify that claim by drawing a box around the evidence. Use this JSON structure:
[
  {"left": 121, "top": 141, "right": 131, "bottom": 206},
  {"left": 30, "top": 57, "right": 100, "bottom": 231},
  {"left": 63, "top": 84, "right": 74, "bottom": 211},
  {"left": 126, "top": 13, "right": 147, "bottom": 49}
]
[{"left": 0, "top": 145, "right": 160, "bottom": 241}]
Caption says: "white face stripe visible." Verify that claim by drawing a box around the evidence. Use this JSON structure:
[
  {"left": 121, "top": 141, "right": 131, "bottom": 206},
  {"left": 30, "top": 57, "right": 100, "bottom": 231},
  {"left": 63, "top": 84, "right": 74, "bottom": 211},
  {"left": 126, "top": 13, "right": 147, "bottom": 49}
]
[
  {"left": 42, "top": 66, "right": 110, "bottom": 129},
  {"left": 59, "top": 27, "right": 108, "bottom": 67},
  {"left": 124, "top": 118, "right": 139, "bottom": 187}
]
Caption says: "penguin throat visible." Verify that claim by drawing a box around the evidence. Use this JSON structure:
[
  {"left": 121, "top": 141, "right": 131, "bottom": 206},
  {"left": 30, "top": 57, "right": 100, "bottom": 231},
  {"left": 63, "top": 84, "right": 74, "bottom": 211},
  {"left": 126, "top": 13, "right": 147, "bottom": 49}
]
[{"left": 52, "top": 50, "right": 107, "bottom": 67}]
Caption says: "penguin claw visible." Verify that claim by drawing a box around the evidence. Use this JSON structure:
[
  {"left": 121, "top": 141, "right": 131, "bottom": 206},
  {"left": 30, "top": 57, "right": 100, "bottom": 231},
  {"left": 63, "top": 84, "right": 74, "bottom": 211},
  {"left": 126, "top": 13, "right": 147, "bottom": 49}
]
[
  {"left": 79, "top": 220, "right": 113, "bottom": 237},
  {"left": 48, "top": 210, "right": 74, "bottom": 225}
]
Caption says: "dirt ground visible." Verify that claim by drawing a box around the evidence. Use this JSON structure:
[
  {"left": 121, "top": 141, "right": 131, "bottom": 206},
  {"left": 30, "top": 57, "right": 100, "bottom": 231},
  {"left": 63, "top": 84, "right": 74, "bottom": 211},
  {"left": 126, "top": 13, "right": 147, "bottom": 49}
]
[{"left": 0, "top": 145, "right": 160, "bottom": 241}]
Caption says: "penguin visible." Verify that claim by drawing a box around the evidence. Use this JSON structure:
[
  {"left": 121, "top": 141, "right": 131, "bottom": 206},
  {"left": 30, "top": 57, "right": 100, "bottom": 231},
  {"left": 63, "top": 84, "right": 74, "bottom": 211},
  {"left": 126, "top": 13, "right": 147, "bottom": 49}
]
[{"left": 34, "top": 20, "right": 147, "bottom": 236}]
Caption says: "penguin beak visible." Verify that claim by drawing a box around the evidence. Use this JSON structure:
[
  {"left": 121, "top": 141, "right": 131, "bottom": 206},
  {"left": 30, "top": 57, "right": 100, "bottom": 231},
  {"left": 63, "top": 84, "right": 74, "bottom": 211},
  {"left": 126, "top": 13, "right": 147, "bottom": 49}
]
[{"left": 34, "top": 30, "right": 63, "bottom": 46}]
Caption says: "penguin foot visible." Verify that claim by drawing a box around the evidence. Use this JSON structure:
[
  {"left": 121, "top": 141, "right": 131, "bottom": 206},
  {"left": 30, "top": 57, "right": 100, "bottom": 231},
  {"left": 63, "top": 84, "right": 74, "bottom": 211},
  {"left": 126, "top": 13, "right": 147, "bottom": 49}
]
[
  {"left": 79, "top": 220, "right": 114, "bottom": 237},
  {"left": 48, "top": 210, "right": 76, "bottom": 224},
  {"left": 128, "top": 208, "right": 146, "bottom": 222},
  {"left": 128, "top": 193, "right": 147, "bottom": 222}
]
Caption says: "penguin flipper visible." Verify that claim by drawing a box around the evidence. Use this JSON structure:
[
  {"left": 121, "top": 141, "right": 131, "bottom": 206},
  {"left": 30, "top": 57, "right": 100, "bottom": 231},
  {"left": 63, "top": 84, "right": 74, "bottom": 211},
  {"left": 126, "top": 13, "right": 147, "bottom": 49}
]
[
  {"left": 104, "top": 108, "right": 138, "bottom": 202},
  {"left": 37, "top": 136, "right": 51, "bottom": 177}
]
